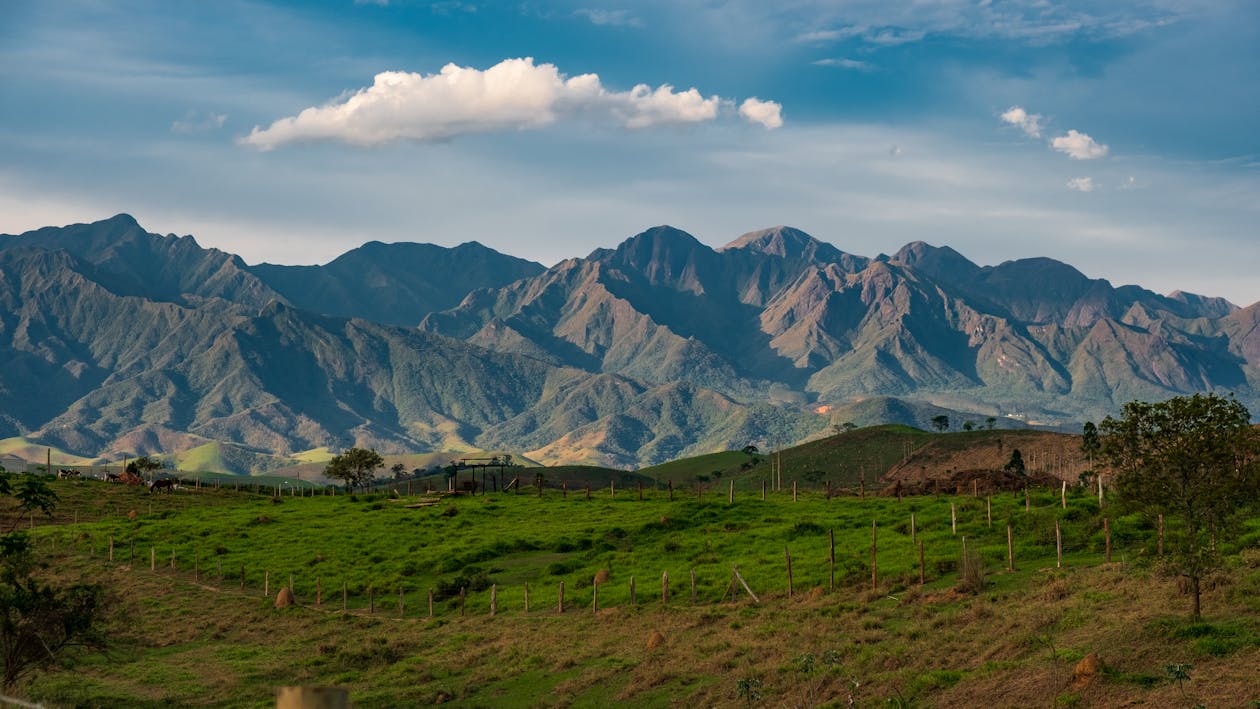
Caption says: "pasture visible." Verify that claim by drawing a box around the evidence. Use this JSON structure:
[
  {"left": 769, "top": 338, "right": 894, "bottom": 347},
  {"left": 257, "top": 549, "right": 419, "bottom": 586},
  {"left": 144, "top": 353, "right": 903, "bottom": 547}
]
[{"left": 17, "top": 477, "right": 1260, "bottom": 707}]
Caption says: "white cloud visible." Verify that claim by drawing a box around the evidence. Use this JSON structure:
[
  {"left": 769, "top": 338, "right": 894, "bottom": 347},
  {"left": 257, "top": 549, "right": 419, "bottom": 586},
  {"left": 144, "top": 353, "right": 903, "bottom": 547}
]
[
  {"left": 999, "top": 105, "right": 1042, "bottom": 138},
  {"left": 242, "top": 58, "right": 765, "bottom": 149},
  {"left": 1051, "top": 130, "right": 1109, "bottom": 160},
  {"left": 171, "top": 111, "right": 227, "bottom": 134},
  {"left": 1066, "top": 177, "right": 1095, "bottom": 192},
  {"left": 812, "top": 57, "right": 875, "bottom": 71},
  {"left": 739, "top": 98, "right": 783, "bottom": 129},
  {"left": 574, "top": 8, "right": 643, "bottom": 28}
]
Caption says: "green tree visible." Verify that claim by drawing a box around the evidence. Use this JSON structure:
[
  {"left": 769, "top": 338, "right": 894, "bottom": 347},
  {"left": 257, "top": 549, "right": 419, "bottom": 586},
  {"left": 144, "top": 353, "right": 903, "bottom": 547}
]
[
  {"left": 125, "top": 455, "right": 164, "bottom": 481},
  {"left": 390, "top": 462, "right": 406, "bottom": 480},
  {"left": 1081, "top": 420, "right": 1101, "bottom": 470},
  {"left": 986, "top": 416, "right": 997, "bottom": 430},
  {"left": 0, "top": 469, "right": 107, "bottom": 690},
  {"left": 1004, "top": 449, "right": 1026, "bottom": 477},
  {"left": 962, "top": 420, "right": 975, "bottom": 431},
  {"left": 324, "top": 448, "right": 384, "bottom": 491},
  {"left": 1100, "top": 393, "right": 1260, "bottom": 620},
  {"left": 931, "top": 415, "right": 950, "bottom": 432}
]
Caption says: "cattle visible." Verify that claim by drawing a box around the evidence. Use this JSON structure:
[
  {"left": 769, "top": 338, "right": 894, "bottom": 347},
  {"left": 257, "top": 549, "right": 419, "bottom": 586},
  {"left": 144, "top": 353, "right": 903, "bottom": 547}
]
[
  {"left": 57, "top": 469, "right": 81, "bottom": 479},
  {"left": 106, "top": 473, "right": 122, "bottom": 482}
]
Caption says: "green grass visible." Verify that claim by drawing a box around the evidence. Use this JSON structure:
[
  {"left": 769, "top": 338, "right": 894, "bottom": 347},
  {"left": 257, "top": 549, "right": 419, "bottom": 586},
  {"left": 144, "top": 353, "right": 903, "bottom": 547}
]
[{"left": 13, "top": 478, "right": 1260, "bottom": 708}]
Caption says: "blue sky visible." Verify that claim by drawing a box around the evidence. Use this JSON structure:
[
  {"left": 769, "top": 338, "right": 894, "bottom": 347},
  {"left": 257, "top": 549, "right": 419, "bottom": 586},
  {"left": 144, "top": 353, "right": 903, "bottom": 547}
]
[{"left": 2, "top": 0, "right": 1257, "bottom": 304}]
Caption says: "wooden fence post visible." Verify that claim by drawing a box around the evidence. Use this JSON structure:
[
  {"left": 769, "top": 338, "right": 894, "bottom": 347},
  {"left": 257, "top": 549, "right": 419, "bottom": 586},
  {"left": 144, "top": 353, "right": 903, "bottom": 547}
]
[
  {"left": 557, "top": 582, "right": 564, "bottom": 614},
  {"left": 289, "top": 574, "right": 294, "bottom": 592},
  {"left": 870, "top": 520, "right": 877, "bottom": 591},
  {"left": 951, "top": 503, "right": 957, "bottom": 535},
  {"left": 1098, "top": 475, "right": 1104, "bottom": 507},
  {"left": 1055, "top": 521, "right": 1063, "bottom": 568},
  {"left": 458, "top": 587, "right": 464, "bottom": 617},
  {"left": 399, "top": 588, "right": 405, "bottom": 617},
  {"left": 828, "top": 528, "right": 836, "bottom": 592},
  {"left": 728, "top": 480, "right": 734, "bottom": 504},
  {"left": 668, "top": 480, "right": 673, "bottom": 502},
  {"left": 732, "top": 565, "right": 761, "bottom": 604},
  {"left": 1007, "top": 525, "right": 1015, "bottom": 572},
  {"left": 986, "top": 496, "right": 992, "bottom": 529},
  {"left": 639, "top": 481, "right": 643, "bottom": 501},
  {"left": 490, "top": 585, "right": 496, "bottom": 616},
  {"left": 316, "top": 577, "right": 322, "bottom": 607},
  {"left": 792, "top": 480, "right": 797, "bottom": 502},
  {"left": 592, "top": 579, "right": 598, "bottom": 613},
  {"left": 784, "top": 546, "right": 794, "bottom": 597},
  {"left": 524, "top": 583, "right": 530, "bottom": 613},
  {"left": 1025, "top": 486, "right": 1030, "bottom": 512},
  {"left": 1104, "top": 517, "right": 1111, "bottom": 563},
  {"left": 630, "top": 576, "right": 636, "bottom": 605},
  {"left": 1157, "top": 514, "right": 1164, "bottom": 558},
  {"left": 585, "top": 484, "right": 590, "bottom": 501},
  {"left": 109, "top": 536, "right": 114, "bottom": 562},
  {"left": 1062, "top": 480, "right": 1067, "bottom": 509},
  {"left": 610, "top": 481, "right": 615, "bottom": 500},
  {"left": 662, "top": 571, "right": 669, "bottom": 603},
  {"left": 170, "top": 549, "right": 176, "bottom": 569},
  {"left": 690, "top": 570, "right": 697, "bottom": 603},
  {"left": 427, "top": 588, "right": 433, "bottom": 617},
  {"left": 240, "top": 565, "right": 245, "bottom": 591}
]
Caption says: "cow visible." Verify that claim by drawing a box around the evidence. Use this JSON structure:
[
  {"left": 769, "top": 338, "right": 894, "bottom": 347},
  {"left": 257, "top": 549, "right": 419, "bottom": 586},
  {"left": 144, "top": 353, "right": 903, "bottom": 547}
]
[
  {"left": 106, "top": 473, "right": 122, "bottom": 482},
  {"left": 57, "top": 469, "right": 81, "bottom": 480}
]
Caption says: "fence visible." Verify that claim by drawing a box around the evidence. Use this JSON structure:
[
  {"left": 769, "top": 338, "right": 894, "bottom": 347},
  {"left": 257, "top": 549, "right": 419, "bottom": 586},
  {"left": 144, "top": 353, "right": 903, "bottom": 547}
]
[{"left": 39, "top": 479, "right": 1154, "bottom": 623}]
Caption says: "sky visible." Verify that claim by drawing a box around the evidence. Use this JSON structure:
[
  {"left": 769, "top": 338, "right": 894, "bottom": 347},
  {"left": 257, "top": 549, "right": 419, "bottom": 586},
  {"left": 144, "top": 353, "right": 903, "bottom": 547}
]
[{"left": 1, "top": 0, "right": 1258, "bottom": 305}]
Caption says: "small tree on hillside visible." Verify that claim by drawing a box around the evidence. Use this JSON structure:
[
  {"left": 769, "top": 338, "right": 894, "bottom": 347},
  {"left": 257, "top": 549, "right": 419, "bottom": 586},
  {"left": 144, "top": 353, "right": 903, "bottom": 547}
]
[
  {"left": 390, "top": 463, "right": 406, "bottom": 480},
  {"left": 1004, "top": 449, "right": 1026, "bottom": 477},
  {"left": 1080, "top": 421, "right": 1101, "bottom": 471},
  {"left": 1100, "top": 393, "right": 1260, "bottom": 620},
  {"left": 324, "top": 448, "right": 384, "bottom": 492},
  {"left": 125, "top": 456, "right": 164, "bottom": 481},
  {"left": 931, "top": 415, "right": 950, "bottom": 433}
]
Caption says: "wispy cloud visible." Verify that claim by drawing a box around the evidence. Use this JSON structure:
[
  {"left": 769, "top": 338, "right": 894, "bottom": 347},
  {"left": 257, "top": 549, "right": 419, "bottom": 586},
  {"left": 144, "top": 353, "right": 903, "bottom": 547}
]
[
  {"left": 1066, "top": 177, "right": 1095, "bottom": 192},
  {"left": 171, "top": 111, "right": 227, "bottom": 134},
  {"left": 1000, "top": 106, "right": 1043, "bottom": 138},
  {"left": 242, "top": 58, "right": 779, "bottom": 149},
  {"left": 812, "top": 57, "right": 876, "bottom": 71},
  {"left": 1052, "top": 130, "right": 1109, "bottom": 160},
  {"left": 574, "top": 8, "right": 642, "bottom": 28}
]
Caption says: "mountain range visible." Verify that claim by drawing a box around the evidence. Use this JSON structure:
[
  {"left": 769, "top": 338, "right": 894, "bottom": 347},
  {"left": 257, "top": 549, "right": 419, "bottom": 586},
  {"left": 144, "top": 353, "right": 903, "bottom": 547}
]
[{"left": 1, "top": 215, "right": 1255, "bottom": 470}]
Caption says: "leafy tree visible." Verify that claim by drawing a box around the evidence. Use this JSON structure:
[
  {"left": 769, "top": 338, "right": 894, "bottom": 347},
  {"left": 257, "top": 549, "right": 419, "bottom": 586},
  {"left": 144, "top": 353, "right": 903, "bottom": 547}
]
[
  {"left": 324, "top": 448, "right": 384, "bottom": 491},
  {"left": 125, "top": 456, "right": 164, "bottom": 481},
  {"left": 390, "top": 463, "right": 406, "bottom": 480},
  {"left": 0, "top": 470, "right": 107, "bottom": 690},
  {"left": 931, "top": 415, "right": 950, "bottom": 432},
  {"left": 1003, "top": 449, "right": 1026, "bottom": 477},
  {"left": 842, "top": 422, "right": 857, "bottom": 433},
  {"left": 1100, "top": 393, "right": 1260, "bottom": 619},
  {"left": 740, "top": 445, "right": 759, "bottom": 456},
  {"left": 1081, "top": 420, "right": 1101, "bottom": 470},
  {"left": 962, "top": 420, "right": 975, "bottom": 431},
  {"left": 986, "top": 416, "right": 997, "bottom": 430}
]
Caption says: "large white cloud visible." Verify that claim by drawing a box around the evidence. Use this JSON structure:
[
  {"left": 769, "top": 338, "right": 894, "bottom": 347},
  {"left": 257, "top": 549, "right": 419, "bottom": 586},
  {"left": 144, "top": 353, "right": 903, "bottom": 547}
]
[
  {"left": 1052, "top": 130, "right": 1109, "bottom": 160},
  {"left": 1000, "top": 105, "right": 1043, "bottom": 138},
  {"left": 243, "top": 58, "right": 776, "bottom": 149}
]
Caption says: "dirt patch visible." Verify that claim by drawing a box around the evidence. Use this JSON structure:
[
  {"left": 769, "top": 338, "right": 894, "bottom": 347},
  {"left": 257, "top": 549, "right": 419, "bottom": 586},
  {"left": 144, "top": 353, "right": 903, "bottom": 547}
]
[
  {"left": 1072, "top": 653, "right": 1104, "bottom": 689},
  {"left": 646, "top": 630, "right": 665, "bottom": 649}
]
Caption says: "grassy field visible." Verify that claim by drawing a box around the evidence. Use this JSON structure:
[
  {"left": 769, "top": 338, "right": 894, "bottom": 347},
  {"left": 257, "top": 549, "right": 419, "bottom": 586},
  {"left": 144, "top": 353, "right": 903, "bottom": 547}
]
[{"left": 12, "top": 478, "right": 1260, "bottom": 707}]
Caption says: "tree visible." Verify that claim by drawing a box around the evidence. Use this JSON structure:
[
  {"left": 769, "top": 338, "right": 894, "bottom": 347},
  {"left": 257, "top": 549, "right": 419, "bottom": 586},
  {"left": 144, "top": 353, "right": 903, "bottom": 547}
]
[
  {"left": 741, "top": 445, "right": 759, "bottom": 456},
  {"left": 390, "top": 463, "right": 407, "bottom": 480},
  {"left": 1080, "top": 421, "right": 1101, "bottom": 471},
  {"left": 931, "top": 415, "right": 950, "bottom": 433},
  {"left": 324, "top": 448, "right": 384, "bottom": 491},
  {"left": 0, "top": 470, "right": 107, "bottom": 690},
  {"left": 1003, "top": 449, "right": 1026, "bottom": 477},
  {"left": 986, "top": 417, "right": 997, "bottom": 430},
  {"left": 1100, "top": 393, "right": 1260, "bottom": 619},
  {"left": 125, "top": 456, "right": 164, "bottom": 481},
  {"left": 962, "top": 421, "right": 975, "bottom": 431}
]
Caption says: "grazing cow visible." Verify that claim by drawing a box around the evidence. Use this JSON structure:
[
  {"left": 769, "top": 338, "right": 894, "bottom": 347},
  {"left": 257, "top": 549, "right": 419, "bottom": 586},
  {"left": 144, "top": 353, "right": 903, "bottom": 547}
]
[
  {"left": 148, "top": 478, "right": 175, "bottom": 493},
  {"left": 106, "top": 473, "right": 122, "bottom": 482},
  {"left": 57, "top": 469, "right": 81, "bottom": 480}
]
